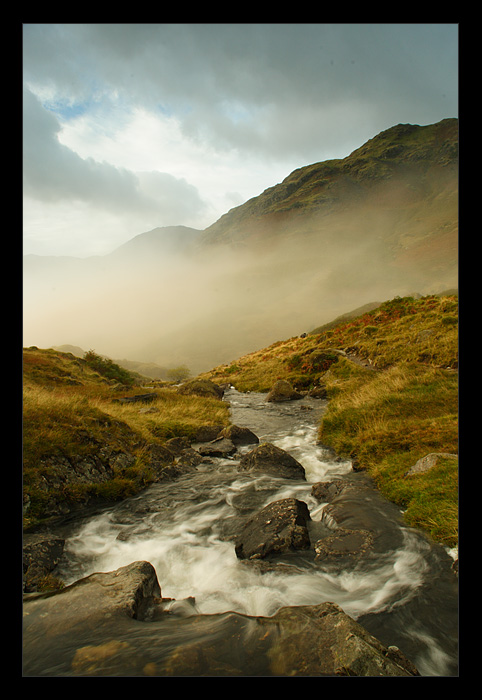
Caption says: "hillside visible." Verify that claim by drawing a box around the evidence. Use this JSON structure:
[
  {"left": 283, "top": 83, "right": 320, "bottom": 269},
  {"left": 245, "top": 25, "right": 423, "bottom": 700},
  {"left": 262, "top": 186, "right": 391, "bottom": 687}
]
[
  {"left": 200, "top": 119, "right": 457, "bottom": 281},
  {"left": 23, "top": 291, "right": 457, "bottom": 592},
  {"left": 22, "top": 348, "right": 230, "bottom": 535},
  {"left": 201, "top": 293, "right": 458, "bottom": 547},
  {"left": 23, "top": 118, "right": 458, "bottom": 374}
]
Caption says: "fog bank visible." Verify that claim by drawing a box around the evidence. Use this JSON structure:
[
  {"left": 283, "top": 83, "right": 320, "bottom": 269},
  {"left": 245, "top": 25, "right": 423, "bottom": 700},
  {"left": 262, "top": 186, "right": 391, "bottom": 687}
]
[{"left": 23, "top": 207, "right": 456, "bottom": 374}]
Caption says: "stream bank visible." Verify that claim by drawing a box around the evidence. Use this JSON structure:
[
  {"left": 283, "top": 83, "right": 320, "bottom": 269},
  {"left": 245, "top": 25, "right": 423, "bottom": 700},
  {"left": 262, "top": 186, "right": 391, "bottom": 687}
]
[{"left": 22, "top": 388, "right": 458, "bottom": 676}]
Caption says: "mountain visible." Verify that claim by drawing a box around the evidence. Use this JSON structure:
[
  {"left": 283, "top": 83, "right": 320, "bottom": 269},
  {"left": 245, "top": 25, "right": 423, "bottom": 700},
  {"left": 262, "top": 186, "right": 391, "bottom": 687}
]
[
  {"left": 199, "top": 118, "right": 457, "bottom": 280},
  {"left": 23, "top": 119, "right": 458, "bottom": 373},
  {"left": 108, "top": 225, "right": 202, "bottom": 261}
]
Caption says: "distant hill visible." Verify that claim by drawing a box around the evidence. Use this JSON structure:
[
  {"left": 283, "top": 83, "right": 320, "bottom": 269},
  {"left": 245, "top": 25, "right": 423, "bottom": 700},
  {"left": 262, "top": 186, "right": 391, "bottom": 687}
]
[
  {"left": 109, "top": 225, "right": 202, "bottom": 261},
  {"left": 24, "top": 118, "right": 458, "bottom": 373},
  {"left": 53, "top": 345, "right": 172, "bottom": 380}
]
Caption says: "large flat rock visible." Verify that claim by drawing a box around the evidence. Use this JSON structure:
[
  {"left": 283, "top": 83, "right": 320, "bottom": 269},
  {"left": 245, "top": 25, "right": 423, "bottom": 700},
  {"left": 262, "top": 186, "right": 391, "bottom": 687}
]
[{"left": 23, "top": 561, "right": 419, "bottom": 677}]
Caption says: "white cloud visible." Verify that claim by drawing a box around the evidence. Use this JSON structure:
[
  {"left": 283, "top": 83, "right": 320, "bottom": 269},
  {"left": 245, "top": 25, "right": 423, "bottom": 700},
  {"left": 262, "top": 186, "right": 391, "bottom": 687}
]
[{"left": 22, "top": 23, "right": 458, "bottom": 256}]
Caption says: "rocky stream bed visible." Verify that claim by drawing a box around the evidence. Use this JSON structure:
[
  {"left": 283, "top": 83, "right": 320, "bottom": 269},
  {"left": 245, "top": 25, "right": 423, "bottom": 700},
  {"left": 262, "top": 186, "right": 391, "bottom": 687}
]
[{"left": 22, "top": 387, "right": 458, "bottom": 677}]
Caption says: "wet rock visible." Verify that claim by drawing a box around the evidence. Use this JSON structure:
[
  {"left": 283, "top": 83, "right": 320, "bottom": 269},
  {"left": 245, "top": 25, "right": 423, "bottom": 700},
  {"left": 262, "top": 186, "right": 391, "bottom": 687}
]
[
  {"left": 239, "top": 442, "right": 305, "bottom": 480},
  {"left": 175, "top": 447, "right": 204, "bottom": 468},
  {"left": 23, "top": 533, "right": 65, "bottom": 592},
  {"left": 23, "top": 562, "right": 420, "bottom": 676},
  {"left": 266, "top": 380, "right": 303, "bottom": 403},
  {"left": 24, "top": 561, "right": 162, "bottom": 627},
  {"left": 314, "top": 528, "right": 374, "bottom": 560},
  {"left": 164, "top": 437, "right": 191, "bottom": 455},
  {"left": 219, "top": 424, "right": 259, "bottom": 445},
  {"left": 197, "top": 437, "right": 237, "bottom": 457},
  {"left": 264, "top": 602, "right": 420, "bottom": 676},
  {"left": 235, "top": 498, "right": 311, "bottom": 560},
  {"left": 307, "top": 385, "right": 328, "bottom": 399},
  {"left": 147, "top": 443, "right": 176, "bottom": 466},
  {"left": 311, "top": 480, "right": 345, "bottom": 502}
]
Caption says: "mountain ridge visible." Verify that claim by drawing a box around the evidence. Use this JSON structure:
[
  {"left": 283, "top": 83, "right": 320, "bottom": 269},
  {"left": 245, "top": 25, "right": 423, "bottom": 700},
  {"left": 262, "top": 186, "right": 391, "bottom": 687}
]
[
  {"left": 23, "top": 118, "right": 458, "bottom": 372},
  {"left": 198, "top": 118, "right": 457, "bottom": 255}
]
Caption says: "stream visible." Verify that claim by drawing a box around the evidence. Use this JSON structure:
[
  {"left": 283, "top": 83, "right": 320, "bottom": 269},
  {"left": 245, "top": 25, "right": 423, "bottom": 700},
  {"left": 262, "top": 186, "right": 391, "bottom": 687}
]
[{"left": 45, "top": 388, "right": 458, "bottom": 676}]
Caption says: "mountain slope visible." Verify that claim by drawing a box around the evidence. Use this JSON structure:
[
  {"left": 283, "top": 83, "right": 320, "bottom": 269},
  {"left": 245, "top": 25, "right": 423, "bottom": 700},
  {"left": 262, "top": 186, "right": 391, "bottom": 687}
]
[
  {"left": 23, "top": 119, "right": 458, "bottom": 373},
  {"left": 201, "top": 292, "right": 458, "bottom": 547},
  {"left": 200, "top": 119, "right": 457, "bottom": 252}
]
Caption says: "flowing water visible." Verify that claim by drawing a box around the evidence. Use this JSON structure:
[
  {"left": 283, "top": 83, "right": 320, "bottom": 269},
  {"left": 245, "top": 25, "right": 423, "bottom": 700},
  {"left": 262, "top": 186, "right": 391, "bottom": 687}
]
[{"left": 49, "top": 388, "right": 458, "bottom": 676}]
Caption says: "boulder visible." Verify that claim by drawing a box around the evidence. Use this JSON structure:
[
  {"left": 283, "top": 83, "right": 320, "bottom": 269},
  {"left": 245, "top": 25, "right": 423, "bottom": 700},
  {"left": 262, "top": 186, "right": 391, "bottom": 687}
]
[
  {"left": 197, "top": 437, "right": 237, "bottom": 457},
  {"left": 24, "top": 561, "right": 161, "bottom": 628},
  {"left": 311, "top": 480, "right": 345, "bottom": 502},
  {"left": 23, "top": 534, "right": 65, "bottom": 592},
  {"left": 177, "top": 379, "right": 225, "bottom": 399},
  {"left": 307, "top": 385, "right": 328, "bottom": 399},
  {"left": 266, "top": 380, "right": 303, "bottom": 403},
  {"left": 235, "top": 498, "right": 311, "bottom": 560},
  {"left": 23, "top": 562, "right": 420, "bottom": 676},
  {"left": 239, "top": 443, "right": 305, "bottom": 480},
  {"left": 404, "top": 452, "right": 458, "bottom": 477},
  {"left": 219, "top": 425, "right": 259, "bottom": 445},
  {"left": 194, "top": 425, "right": 225, "bottom": 443},
  {"left": 115, "top": 393, "right": 157, "bottom": 404},
  {"left": 314, "top": 528, "right": 374, "bottom": 560},
  {"left": 164, "top": 437, "right": 191, "bottom": 455},
  {"left": 263, "top": 602, "right": 420, "bottom": 676}
]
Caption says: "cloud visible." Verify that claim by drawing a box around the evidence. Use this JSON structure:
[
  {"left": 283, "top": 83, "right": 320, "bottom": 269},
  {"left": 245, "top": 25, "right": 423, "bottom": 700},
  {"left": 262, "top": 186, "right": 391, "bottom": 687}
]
[
  {"left": 24, "top": 24, "right": 458, "bottom": 160},
  {"left": 22, "top": 23, "right": 458, "bottom": 256},
  {"left": 23, "top": 88, "right": 207, "bottom": 228}
]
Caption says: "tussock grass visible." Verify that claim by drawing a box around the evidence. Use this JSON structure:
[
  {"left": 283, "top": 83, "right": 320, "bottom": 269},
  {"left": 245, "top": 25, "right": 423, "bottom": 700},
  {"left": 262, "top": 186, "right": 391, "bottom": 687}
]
[
  {"left": 203, "top": 294, "right": 459, "bottom": 547},
  {"left": 92, "top": 388, "right": 229, "bottom": 443},
  {"left": 319, "top": 360, "right": 458, "bottom": 547},
  {"left": 23, "top": 347, "right": 230, "bottom": 527}
]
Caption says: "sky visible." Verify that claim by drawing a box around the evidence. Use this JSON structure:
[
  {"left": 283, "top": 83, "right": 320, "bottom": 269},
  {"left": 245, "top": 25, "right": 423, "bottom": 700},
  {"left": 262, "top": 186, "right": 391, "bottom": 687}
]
[{"left": 23, "top": 23, "right": 458, "bottom": 258}]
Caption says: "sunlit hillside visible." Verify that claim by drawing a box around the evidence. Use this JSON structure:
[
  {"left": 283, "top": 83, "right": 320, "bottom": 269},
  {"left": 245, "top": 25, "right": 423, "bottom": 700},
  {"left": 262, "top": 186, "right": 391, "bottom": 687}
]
[{"left": 23, "top": 119, "right": 457, "bottom": 374}]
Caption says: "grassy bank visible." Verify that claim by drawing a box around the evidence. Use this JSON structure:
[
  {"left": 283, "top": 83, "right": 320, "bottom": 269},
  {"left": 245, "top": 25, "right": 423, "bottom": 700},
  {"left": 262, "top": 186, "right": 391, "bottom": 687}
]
[
  {"left": 203, "top": 294, "right": 458, "bottom": 547},
  {"left": 23, "top": 348, "right": 230, "bottom": 527},
  {"left": 319, "top": 359, "right": 458, "bottom": 546}
]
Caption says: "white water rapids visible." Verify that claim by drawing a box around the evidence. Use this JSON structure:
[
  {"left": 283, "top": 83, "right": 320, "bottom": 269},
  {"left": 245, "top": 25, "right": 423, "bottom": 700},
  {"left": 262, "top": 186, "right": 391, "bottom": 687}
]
[{"left": 54, "top": 388, "right": 458, "bottom": 676}]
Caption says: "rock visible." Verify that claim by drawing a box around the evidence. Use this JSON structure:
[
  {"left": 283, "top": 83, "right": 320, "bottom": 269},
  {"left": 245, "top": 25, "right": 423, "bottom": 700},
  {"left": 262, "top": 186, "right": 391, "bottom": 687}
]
[
  {"left": 115, "top": 393, "right": 158, "bottom": 404},
  {"left": 197, "top": 437, "right": 237, "bottom": 457},
  {"left": 24, "top": 561, "right": 161, "bottom": 627},
  {"left": 164, "top": 437, "right": 191, "bottom": 455},
  {"left": 23, "top": 562, "right": 420, "bottom": 676},
  {"left": 239, "top": 443, "right": 305, "bottom": 480},
  {"left": 177, "top": 379, "right": 225, "bottom": 399},
  {"left": 264, "top": 602, "right": 420, "bottom": 676},
  {"left": 219, "top": 425, "right": 259, "bottom": 445},
  {"left": 23, "top": 534, "right": 65, "bottom": 592},
  {"left": 311, "top": 480, "right": 345, "bottom": 502},
  {"left": 404, "top": 452, "right": 458, "bottom": 477},
  {"left": 175, "top": 447, "right": 204, "bottom": 468},
  {"left": 193, "top": 425, "right": 225, "bottom": 442},
  {"left": 235, "top": 498, "right": 311, "bottom": 560},
  {"left": 314, "top": 528, "right": 374, "bottom": 560},
  {"left": 307, "top": 385, "right": 328, "bottom": 399},
  {"left": 266, "top": 380, "right": 303, "bottom": 403}
]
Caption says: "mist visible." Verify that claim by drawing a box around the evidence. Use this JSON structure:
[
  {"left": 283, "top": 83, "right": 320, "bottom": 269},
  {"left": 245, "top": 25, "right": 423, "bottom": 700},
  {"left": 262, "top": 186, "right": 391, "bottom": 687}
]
[{"left": 22, "top": 192, "right": 457, "bottom": 375}]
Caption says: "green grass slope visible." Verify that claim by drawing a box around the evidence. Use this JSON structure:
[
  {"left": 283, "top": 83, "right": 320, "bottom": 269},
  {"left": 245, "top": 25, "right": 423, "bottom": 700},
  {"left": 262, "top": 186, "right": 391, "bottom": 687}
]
[
  {"left": 202, "top": 293, "right": 458, "bottom": 547},
  {"left": 23, "top": 348, "right": 230, "bottom": 529}
]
